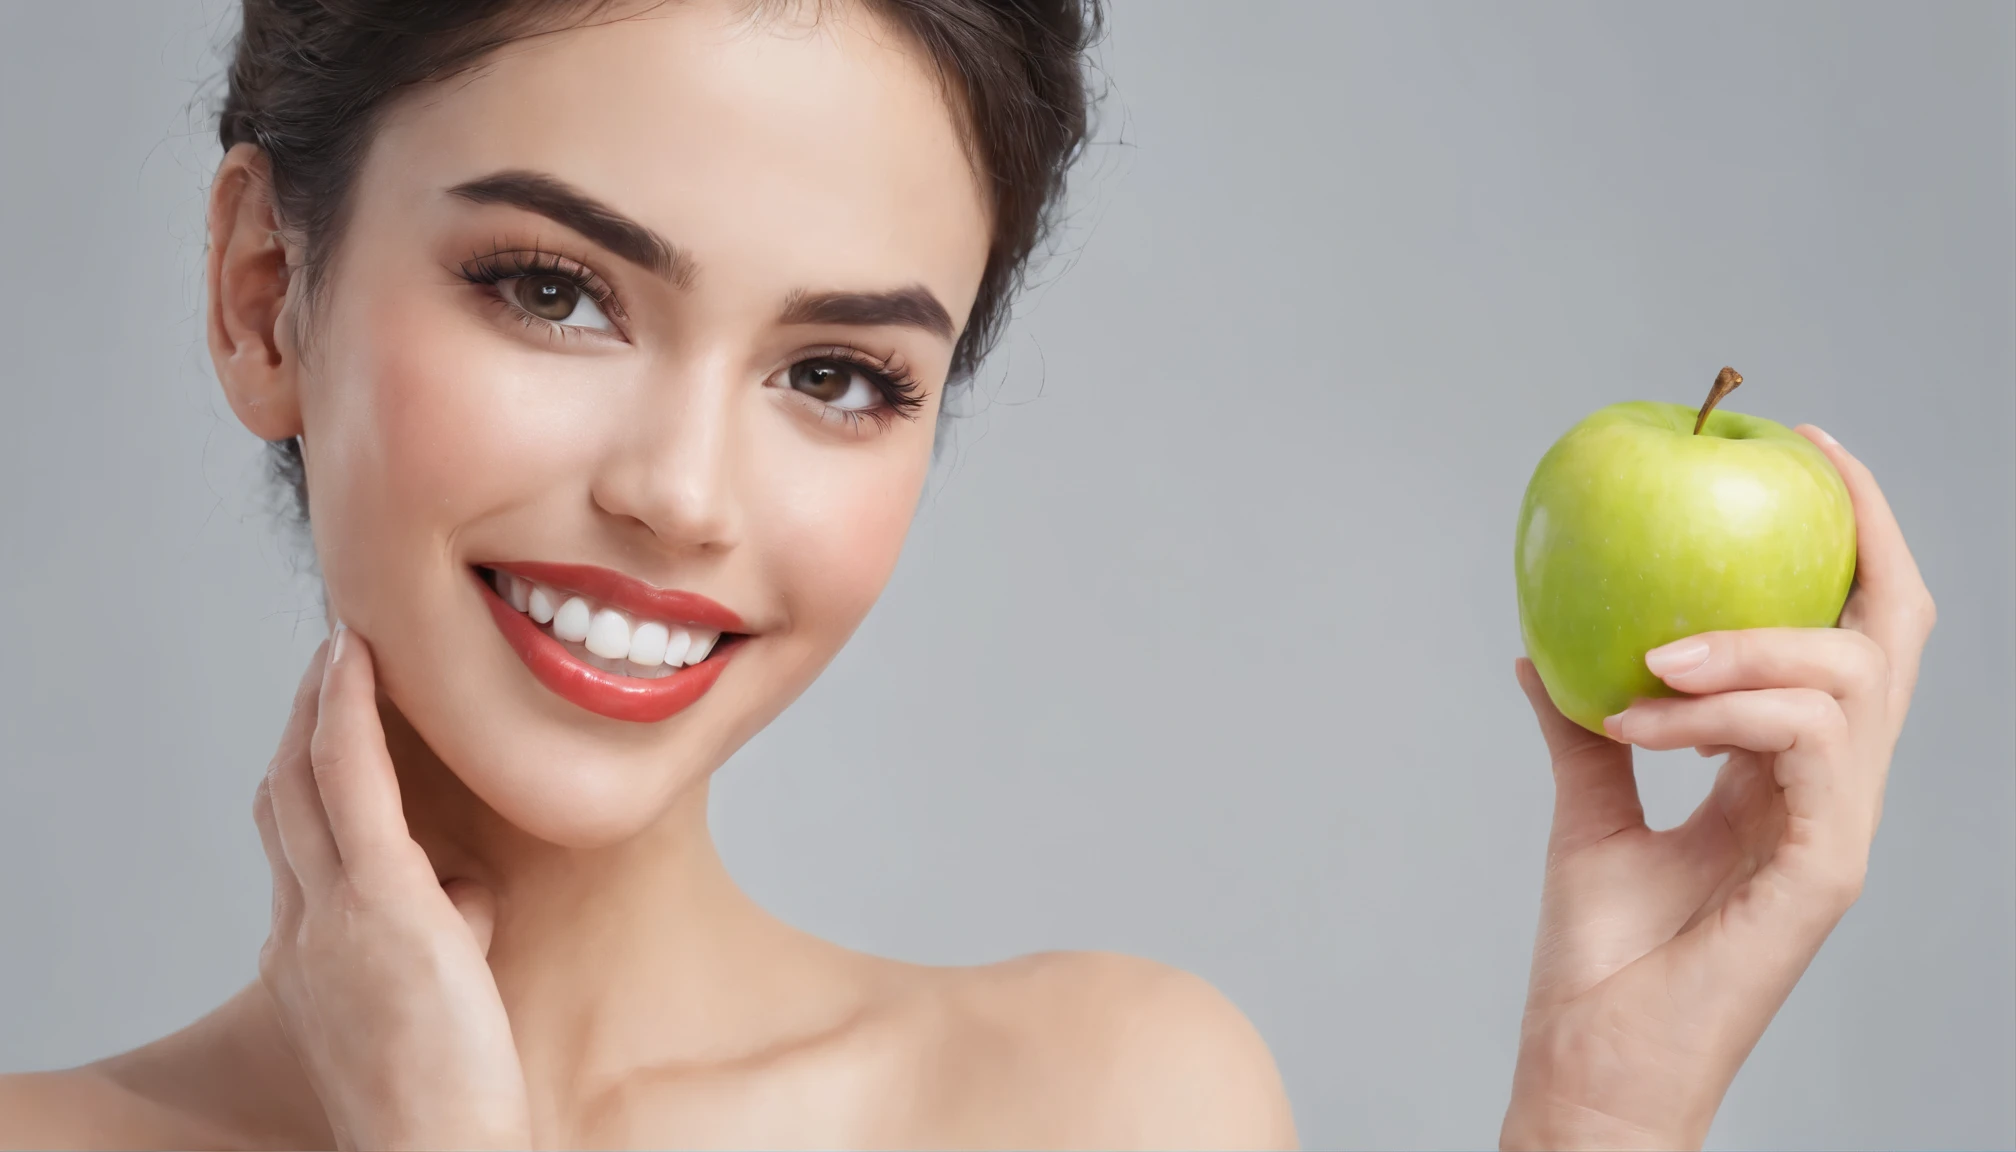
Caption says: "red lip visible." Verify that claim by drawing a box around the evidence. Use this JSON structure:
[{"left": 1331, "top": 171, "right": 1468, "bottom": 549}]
[{"left": 474, "top": 568, "right": 742, "bottom": 724}]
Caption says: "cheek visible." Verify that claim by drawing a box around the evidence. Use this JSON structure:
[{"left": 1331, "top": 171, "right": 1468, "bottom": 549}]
[
  {"left": 301, "top": 285, "right": 591, "bottom": 620},
  {"left": 371, "top": 303, "right": 568, "bottom": 505},
  {"left": 760, "top": 430, "right": 931, "bottom": 641}
]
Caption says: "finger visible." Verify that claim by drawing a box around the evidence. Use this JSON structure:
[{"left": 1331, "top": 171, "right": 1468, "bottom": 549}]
[
  {"left": 1796, "top": 426, "right": 1936, "bottom": 686},
  {"left": 310, "top": 623, "right": 416, "bottom": 879},
  {"left": 1643, "top": 627, "right": 1888, "bottom": 703},
  {"left": 1795, "top": 426, "right": 1926, "bottom": 604},
  {"left": 252, "top": 778, "right": 306, "bottom": 1002},
  {"left": 1695, "top": 744, "right": 1739, "bottom": 758},
  {"left": 1677, "top": 751, "right": 1778, "bottom": 873},
  {"left": 443, "top": 879, "right": 497, "bottom": 957},
  {"left": 252, "top": 776, "right": 303, "bottom": 929},
  {"left": 1643, "top": 751, "right": 1778, "bottom": 939},
  {"left": 268, "top": 645, "right": 341, "bottom": 890},
  {"left": 273, "top": 638, "right": 329, "bottom": 768},
  {"left": 1516, "top": 657, "right": 1643, "bottom": 848},
  {"left": 1606, "top": 688, "right": 1849, "bottom": 762},
  {"left": 1619, "top": 688, "right": 1872, "bottom": 899}
]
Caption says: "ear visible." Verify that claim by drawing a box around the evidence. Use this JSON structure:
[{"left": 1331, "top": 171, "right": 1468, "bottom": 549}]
[{"left": 207, "top": 143, "right": 304, "bottom": 441}]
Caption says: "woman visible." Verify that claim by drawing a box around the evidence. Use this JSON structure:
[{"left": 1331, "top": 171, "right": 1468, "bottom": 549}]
[{"left": 0, "top": 0, "right": 1936, "bottom": 1147}]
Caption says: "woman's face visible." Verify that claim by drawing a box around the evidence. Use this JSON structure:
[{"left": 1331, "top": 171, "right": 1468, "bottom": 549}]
[{"left": 277, "top": 2, "right": 989, "bottom": 846}]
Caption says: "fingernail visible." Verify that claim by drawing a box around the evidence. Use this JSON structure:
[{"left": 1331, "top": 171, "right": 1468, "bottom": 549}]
[
  {"left": 1602, "top": 711, "right": 1627, "bottom": 739},
  {"left": 1645, "top": 637, "right": 1710, "bottom": 678},
  {"left": 1811, "top": 425, "right": 1839, "bottom": 447},
  {"left": 329, "top": 620, "right": 348, "bottom": 665}
]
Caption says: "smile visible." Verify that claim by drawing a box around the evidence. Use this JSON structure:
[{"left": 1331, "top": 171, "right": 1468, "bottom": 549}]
[{"left": 473, "top": 562, "right": 747, "bottom": 723}]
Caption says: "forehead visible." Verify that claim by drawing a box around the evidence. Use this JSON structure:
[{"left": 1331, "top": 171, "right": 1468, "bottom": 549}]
[{"left": 361, "top": 1, "right": 991, "bottom": 314}]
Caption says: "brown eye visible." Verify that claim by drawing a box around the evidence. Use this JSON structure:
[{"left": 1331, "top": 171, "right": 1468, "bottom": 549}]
[
  {"left": 789, "top": 360, "right": 860, "bottom": 403},
  {"left": 516, "top": 275, "right": 580, "bottom": 321},
  {"left": 498, "top": 273, "right": 614, "bottom": 332},
  {"left": 765, "top": 353, "right": 924, "bottom": 424},
  {"left": 784, "top": 360, "right": 882, "bottom": 410}
]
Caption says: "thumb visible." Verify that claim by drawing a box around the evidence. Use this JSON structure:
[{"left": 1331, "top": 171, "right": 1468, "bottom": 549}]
[
  {"left": 442, "top": 878, "right": 497, "bottom": 956},
  {"left": 1516, "top": 657, "right": 1644, "bottom": 850}
]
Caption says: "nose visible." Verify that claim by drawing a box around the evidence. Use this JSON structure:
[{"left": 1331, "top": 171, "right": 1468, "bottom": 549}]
[{"left": 588, "top": 359, "right": 744, "bottom": 554}]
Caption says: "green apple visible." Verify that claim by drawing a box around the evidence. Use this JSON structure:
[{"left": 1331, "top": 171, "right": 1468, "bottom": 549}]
[{"left": 1515, "top": 369, "right": 1857, "bottom": 735}]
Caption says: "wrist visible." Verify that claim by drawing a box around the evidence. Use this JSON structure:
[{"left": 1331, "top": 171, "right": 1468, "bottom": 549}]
[
  {"left": 1500, "top": 1097, "right": 1690, "bottom": 1151},
  {"left": 347, "top": 1104, "right": 532, "bottom": 1152},
  {"left": 1502, "top": 1026, "right": 1718, "bottom": 1152},
  {"left": 361, "top": 1124, "right": 531, "bottom": 1152}
]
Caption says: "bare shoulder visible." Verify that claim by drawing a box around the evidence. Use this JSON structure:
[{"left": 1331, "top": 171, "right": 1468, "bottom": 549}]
[
  {"left": 0, "top": 1050, "right": 305, "bottom": 1151},
  {"left": 0, "top": 1067, "right": 196, "bottom": 1151},
  {"left": 919, "top": 950, "right": 1297, "bottom": 1149},
  {"left": 0, "top": 986, "right": 324, "bottom": 1151}
]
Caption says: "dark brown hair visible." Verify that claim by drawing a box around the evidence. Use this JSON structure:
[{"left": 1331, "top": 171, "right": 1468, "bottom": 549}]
[{"left": 217, "top": 0, "right": 1101, "bottom": 525}]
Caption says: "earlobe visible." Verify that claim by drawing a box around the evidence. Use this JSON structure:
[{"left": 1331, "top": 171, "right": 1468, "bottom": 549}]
[{"left": 207, "top": 143, "right": 304, "bottom": 442}]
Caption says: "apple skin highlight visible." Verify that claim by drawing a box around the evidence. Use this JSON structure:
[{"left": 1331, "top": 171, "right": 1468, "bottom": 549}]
[{"left": 1514, "top": 400, "right": 1857, "bottom": 735}]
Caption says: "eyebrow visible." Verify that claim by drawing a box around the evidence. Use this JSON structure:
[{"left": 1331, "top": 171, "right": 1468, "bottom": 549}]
[
  {"left": 778, "top": 285, "right": 956, "bottom": 341},
  {"left": 446, "top": 169, "right": 697, "bottom": 288},
  {"left": 446, "top": 168, "right": 955, "bottom": 340}
]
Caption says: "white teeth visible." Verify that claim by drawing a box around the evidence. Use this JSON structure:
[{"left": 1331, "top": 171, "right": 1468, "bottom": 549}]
[
  {"left": 662, "top": 627, "right": 692, "bottom": 668},
  {"left": 585, "top": 608, "right": 632, "bottom": 659},
  {"left": 684, "top": 629, "right": 717, "bottom": 665},
  {"left": 628, "top": 621, "right": 669, "bottom": 667},
  {"left": 527, "top": 584, "right": 557, "bottom": 624},
  {"left": 493, "top": 569, "right": 729, "bottom": 674},
  {"left": 552, "top": 596, "right": 591, "bottom": 643}
]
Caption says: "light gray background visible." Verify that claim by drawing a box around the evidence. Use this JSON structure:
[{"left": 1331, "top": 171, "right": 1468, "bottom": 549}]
[{"left": 2, "top": 2, "right": 2011, "bottom": 1148}]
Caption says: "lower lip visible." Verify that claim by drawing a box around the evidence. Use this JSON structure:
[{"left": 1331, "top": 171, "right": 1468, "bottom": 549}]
[{"left": 476, "top": 571, "right": 738, "bottom": 723}]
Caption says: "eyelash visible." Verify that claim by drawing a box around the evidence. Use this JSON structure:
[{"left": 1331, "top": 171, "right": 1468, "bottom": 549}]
[
  {"left": 454, "top": 245, "right": 927, "bottom": 429},
  {"left": 788, "top": 346, "right": 929, "bottom": 430},
  {"left": 456, "top": 244, "right": 624, "bottom": 336}
]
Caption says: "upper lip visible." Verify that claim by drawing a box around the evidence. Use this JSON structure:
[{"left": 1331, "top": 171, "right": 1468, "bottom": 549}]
[{"left": 484, "top": 561, "right": 748, "bottom": 633}]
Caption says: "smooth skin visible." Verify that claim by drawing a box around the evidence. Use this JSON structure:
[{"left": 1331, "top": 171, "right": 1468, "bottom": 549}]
[{"left": 0, "top": 1, "right": 1932, "bottom": 1148}]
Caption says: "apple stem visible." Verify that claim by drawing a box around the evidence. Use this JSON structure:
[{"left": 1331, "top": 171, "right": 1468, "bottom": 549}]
[{"left": 1694, "top": 366, "right": 1744, "bottom": 434}]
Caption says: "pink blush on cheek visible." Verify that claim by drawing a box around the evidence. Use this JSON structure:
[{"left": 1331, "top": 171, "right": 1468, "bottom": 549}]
[
  {"left": 777, "top": 466, "right": 929, "bottom": 635},
  {"left": 344, "top": 292, "right": 602, "bottom": 525}
]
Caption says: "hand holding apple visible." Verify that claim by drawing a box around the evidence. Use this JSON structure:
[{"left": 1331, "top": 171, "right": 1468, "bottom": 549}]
[
  {"left": 1516, "top": 369, "right": 1858, "bottom": 734},
  {"left": 1500, "top": 425, "right": 1936, "bottom": 1150}
]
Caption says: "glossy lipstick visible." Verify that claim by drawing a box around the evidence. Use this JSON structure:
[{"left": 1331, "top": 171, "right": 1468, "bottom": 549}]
[{"left": 476, "top": 564, "right": 745, "bottom": 723}]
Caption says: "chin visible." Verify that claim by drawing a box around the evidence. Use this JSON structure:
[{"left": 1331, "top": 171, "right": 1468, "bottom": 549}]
[{"left": 375, "top": 628, "right": 725, "bottom": 851}]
